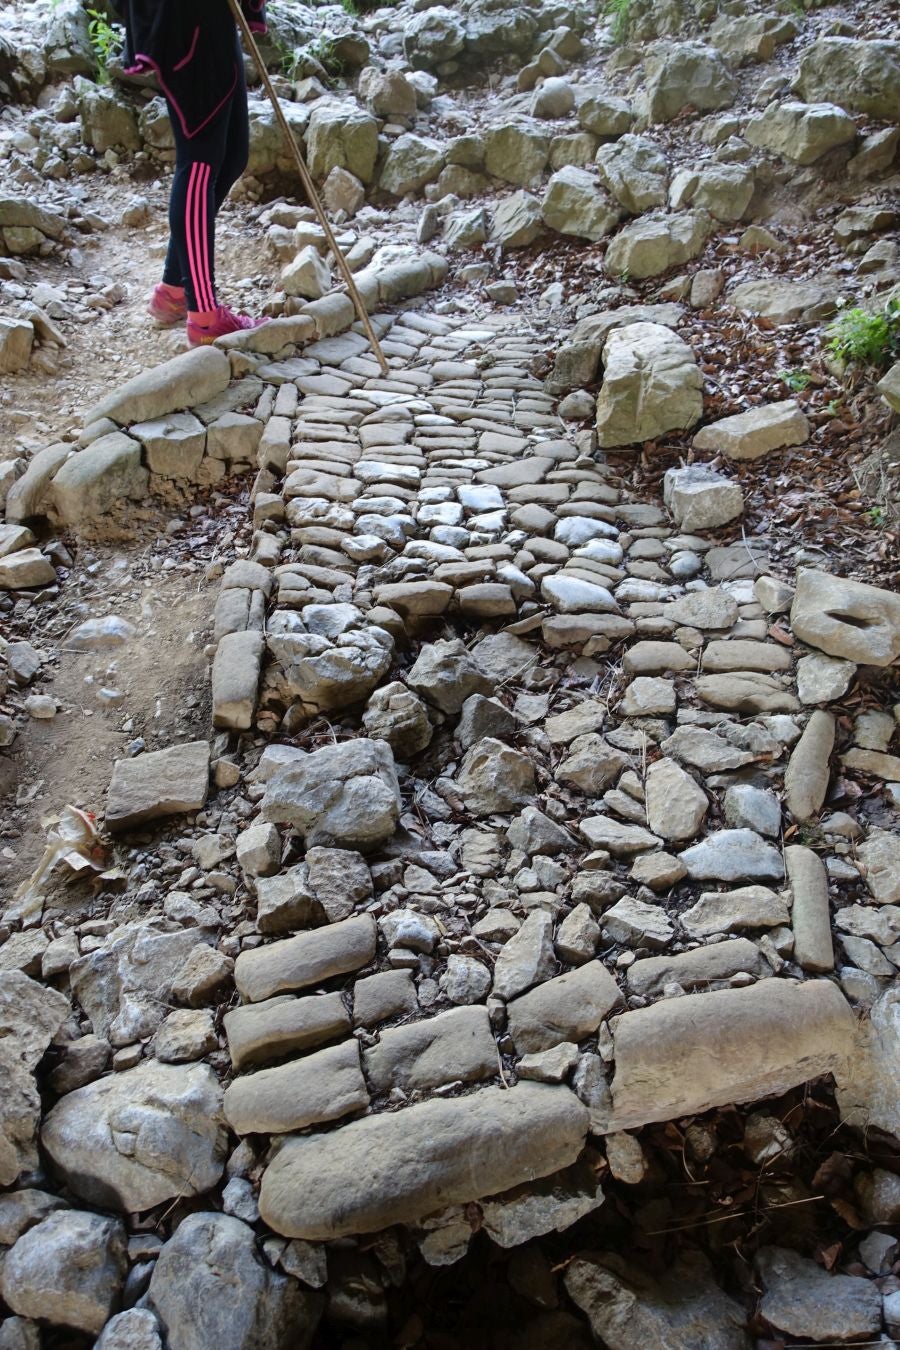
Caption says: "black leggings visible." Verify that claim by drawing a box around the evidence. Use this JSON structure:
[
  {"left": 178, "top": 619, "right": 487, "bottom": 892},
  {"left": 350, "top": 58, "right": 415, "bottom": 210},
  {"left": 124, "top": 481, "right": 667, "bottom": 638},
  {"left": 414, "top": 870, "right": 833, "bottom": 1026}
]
[{"left": 162, "top": 35, "right": 249, "bottom": 311}]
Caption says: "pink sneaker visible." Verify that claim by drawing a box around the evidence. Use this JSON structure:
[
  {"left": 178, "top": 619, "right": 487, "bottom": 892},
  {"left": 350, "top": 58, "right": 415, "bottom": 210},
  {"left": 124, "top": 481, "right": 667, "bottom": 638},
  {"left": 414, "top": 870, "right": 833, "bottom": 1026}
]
[
  {"left": 148, "top": 283, "right": 187, "bottom": 327},
  {"left": 186, "top": 305, "right": 269, "bottom": 347}
]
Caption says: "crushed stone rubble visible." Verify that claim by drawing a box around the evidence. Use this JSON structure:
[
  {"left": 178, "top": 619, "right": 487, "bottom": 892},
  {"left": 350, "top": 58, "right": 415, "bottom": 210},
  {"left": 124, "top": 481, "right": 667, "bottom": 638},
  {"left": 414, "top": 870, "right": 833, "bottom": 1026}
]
[{"left": 0, "top": 0, "right": 899, "bottom": 1343}]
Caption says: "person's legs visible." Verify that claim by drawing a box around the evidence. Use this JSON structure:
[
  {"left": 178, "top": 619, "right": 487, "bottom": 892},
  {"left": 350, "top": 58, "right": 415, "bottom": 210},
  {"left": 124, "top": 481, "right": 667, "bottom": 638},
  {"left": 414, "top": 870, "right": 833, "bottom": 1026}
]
[
  {"left": 160, "top": 108, "right": 230, "bottom": 316},
  {"left": 212, "top": 33, "right": 250, "bottom": 213}
]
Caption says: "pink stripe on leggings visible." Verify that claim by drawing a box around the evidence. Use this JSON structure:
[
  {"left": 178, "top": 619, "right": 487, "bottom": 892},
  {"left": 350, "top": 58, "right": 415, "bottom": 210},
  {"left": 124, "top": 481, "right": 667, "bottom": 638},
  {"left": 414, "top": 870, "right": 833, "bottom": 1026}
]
[
  {"left": 199, "top": 162, "right": 214, "bottom": 312},
  {"left": 185, "top": 162, "right": 214, "bottom": 311}
]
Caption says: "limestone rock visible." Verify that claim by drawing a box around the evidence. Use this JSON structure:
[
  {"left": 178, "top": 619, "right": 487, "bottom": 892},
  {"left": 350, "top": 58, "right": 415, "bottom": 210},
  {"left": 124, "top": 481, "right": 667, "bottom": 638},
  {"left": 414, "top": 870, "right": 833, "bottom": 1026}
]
[
  {"left": 1, "top": 1210, "right": 126, "bottom": 1335},
  {"left": 693, "top": 400, "right": 809, "bottom": 461},
  {"left": 380, "top": 134, "right": 445, "bottom": 196},
  {"left": 680, "top": 829, "right": 784, "bottom": 883},
  {"left": 106, "top": 741, "right": 209, "bottom": 832},
  {"left": 728, "top": 276, "right": 840, "bottom": 325},
  {"left": 566, "top": 1251, "right": 750, "bottom": 1350},
  {"left": 225, "top": 992, "right": 350, "bottom": 1070},
  {"left": 756, "top": 1246, "right": 881, "bottom": 1342},
  {"left": 0, "top": 548, "right": 56, "bottom": 589},
  {"left": 260, "top": 739, "right": 400, "bottom": 851},
  {"left": 52, "top": 433, "right": 149, "bottom": 527},
  {"left": 148, "top": 1213, "right": 321, "bottom": 1350},
  {"left": 225, "top": 1040, "right": 368, "bottom": 1135},
  {"left": 95, "top": 1310, "right": 163, "bottom": 1350},
  {"left": 605, "top": 210, "right": 710, "bottom": 281},
  {"left": 306, "top": 103, "right": 378, "bottom": 184},
  {"left": 483, "top": 122, "right": 550, "bottom": 189},
  {"left": 457, "top": 738, "right": 535, "bottom": 816},
  {"left": 507, "top": 963, "right": 623, "bottom": 1053},
  {"left": 0, "top": 972, "right": 69, "bottom": 1186},
  {"left": 234, "top": 914, "right": 377, "bottom": 1004},
  {"left": 645, "top": 758, "right": 707, "bottom": 842},
  {"left": 259, "top": 1083, "right": 589, "bottom": 1239},
  {"left": 403, "top": 7, "right": 465, "bottom": 70},
  {"left": 364, "top": 1005, "right": 497, "bottom": 1094},
  {"left": 541, "top": 167, "right": 621, "bottom": 242},
  {"left": 664, "top": 465, "right": 743, "bottom": 531},
  {"left": 363, "top": 681, "right": 434, "bottom": 758},
  {"left": 407, "top": 638, "right": 493, "bottom": 714},
  {"left": 490, "top": 191, "right": 544, "bottom": 250},
  {"left": 41, "top": 1060, "right": 226, "bottom": 1211},
  {"left": 642, "top": 42, "right": 737, "bottom": 123},
  {"left": 784, "top": 710, "right": 835, "bottom": 822},
  {"left": 492, "top": 910, "right": 556, "bottom": 1001},
  {"left": 85, "top": 347, "right": 230, "bottom": 426},
  {"left": 266, "top": 611, "right": 393, "bottom": 719},
  {"left": 857, "top": 828, "right": 900, "bottom": 904},
  {"left": 795, "top": 37, "right": 900, "bottom": 120},
  {"left": 595, "top": 322, "right": 703, "bottom": 448},
  {"left": 609, "top": 979, "right": 855, "bottom": 1130},
  {"left": 745, "top": 101, "right": 857, "bottom": 165},
  {"left": 785, "top": 845, "right": 833, "bottom": 972},
  {"left": 479, "top": 1158, "right": 604, "bottom": 1247},
  {"left": 791, "top": 569, "right": 900, "bottom": 667},
  {"left": 626, "top": 938, "right": 769, "bottom": 997},
  {"left": 595, "top": 135, "right": 669, "bottom": 214}
]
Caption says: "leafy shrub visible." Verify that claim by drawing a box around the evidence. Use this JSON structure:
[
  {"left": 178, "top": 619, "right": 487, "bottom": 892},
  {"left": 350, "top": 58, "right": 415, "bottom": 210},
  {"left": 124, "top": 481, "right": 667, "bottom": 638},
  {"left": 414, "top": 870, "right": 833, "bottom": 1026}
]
[{"left": 825, "top": 298, "right": 900, "bottom": 370}]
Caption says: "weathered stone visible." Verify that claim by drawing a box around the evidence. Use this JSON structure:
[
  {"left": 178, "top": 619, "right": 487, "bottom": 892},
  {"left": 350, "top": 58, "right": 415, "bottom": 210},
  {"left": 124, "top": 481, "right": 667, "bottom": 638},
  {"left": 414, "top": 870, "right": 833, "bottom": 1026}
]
[
  {"left": 484, "top": 122, "right": 550, "bottom": 189},
  {"left": 608, "top": 979, "right": 855, "bottom": 1130},
  {"left": 541, "top": 167, "right": 621, "bottom": 242},
  {"left": 791, "top": 569, "right": 900, "bottom": 667},
  {"left": 95, "top": 1309, "right": 163, "bottom": 1350},
  {"left": 595, "top": 322, "right": 702, "bottom": 448},
  {"left": 212, "top": 630, "right": 263, "bottom": 732},
  {"left": 680, "top": 829, "right": 784, "bottom": 883},
  {"left": 745, "top": 100, "right": 857, "bottom": 165},
  {"left": 225, "top": 992, "right": 349, "bottom": 1070},
  {"left": 784, "top": 710, "right": 834, "bottom": 822},
  {"left": 440, "top": 954, "right": 492, "bottom": 1005},
  {"left": 225, "top": 1040, "right": 368, "bottom": 1134},
  {"left": 0, "top": 1210, "right": 126, "bottom": 1335},
  {"left": 365, "top": 1005, "right": 497, "bottom": 1094},
  {"left": 0, "top": 548, "right": 56, "bottom": 590},
  {"left": 85, "top": 347, "right": 230, "bottom": 426},
  {"left": 566, "top": 1251, "right": 750, "bottom": 1350},
  {"left": 693, "top": 400, "right": 809, "bottom": 461},
  {"left": 603, "top": 896, "right": 674, "bottom": 949},
  {"left": 641, "top": 42, "right": 737, "bottom": 123},
  {"left": 106, "top": 741, "right": 209, "bottom": 832},
  {"left": 626, "top": 938, "right": 769, "bottom": 997},
  {"left": 580, "top": 817, "right": 660, "bottom": 856},
  {"left": 556, "top": 904, "right": 601, "bottom": 965},
  {"left": 408, "top": 638, "right": 493, "bottom": 713},
  {"left": 381, "top": 134, "right": 445, "bottom": 196},
  {"left": 0, "top": 973, "right": 69, "bottom": 1186},
  {"left": 490, "top": 191, "right": 544, "bottom": 250},
  {"left": 595, "top": 136, "right": 669, "bottom": 214},
  {"left": 353, "top": 970, "right": 418, "bottom": 1026},
  {"left": 42, "top": 1061, "right": 226, "bottom": 1211},
  {"left": 728, "top": 276, "right": 840, "bottom": 325},
  {"left": 605, "top": 211, "right": 710, "bottom": 281},
  {"left": 480, "top": 1158, "right": 604, "bottom": 1248},
  {"left": 785, "top": 845, "right": 833, "bottom": 972},
  {"left": 306, "top": 103, "right": 378, "bottom": 184},
  {"left": 664, "top": 465, "right": 743, "bottom": 531},
  {"left": 723, "top": 784, "right": 781, "bottom": 837},
  {"left": 796, "top": 652, "right": 856, "bottom": 704},
  {"left": 259, "top": 1083, "right": 589, "bottom": 1239},
  {"left": 857, "top": 828, "right": 900, "bottom": 904},
  {"left": 51, "top": 433, "right": 149, "bottom": 527},
  {"left": 234, "top": 914, "right": 377, "bottom": 1003},
  {"left": 260, "top": 739, "right": 400, "bottom": 851},
  {"left": 756, "top": 1246, "right": 882, "bottom": 1342},
  {"left": 507, "top": 963, "right": 623, "bottom": 1053},
  {"left": 795, "top": 37, "right": 900, "bottom": 120},
  {"left": 645, "top": 758, "right": 707, "bottom": 842},
  {"left": 457, "top": 738, "right": 536, "bottom": 815},
  {"left": 148, "top": 1213, "right": 321, "bottom": 1350},
  {"left": 363, "top": 681, "right": 434, "bottom": 759}
]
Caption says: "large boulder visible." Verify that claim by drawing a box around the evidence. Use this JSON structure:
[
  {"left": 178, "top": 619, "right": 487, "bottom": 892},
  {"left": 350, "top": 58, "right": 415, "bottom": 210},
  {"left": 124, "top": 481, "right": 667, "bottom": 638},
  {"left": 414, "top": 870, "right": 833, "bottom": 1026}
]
[
  {"left": 380, "top": 134, "right": 445, "bottom": 196},
  {"left": 595, "top": 135, "right": 669, "bottom": 214},
  {"left": 148, "top": 1213, "right": 322, "bottom": 1350},
  {"left": 484, "top": 122, "right": 550, "bottom": 189},
  {"left": 744, "top": 101, "right": 857, "bottom": 165},
  {"left": 260, "top": 738, "right": 401, "bottom": 851},
  {"left": 42, "top": 1060, "right": 227, "bottom": 1212},
  {"left": 0, "top": 972, "right": 69, "bottom": 1186},
  {"left": 641, "top": 42, "right": 737, "bottom": 123},
  {"left": 605, "top": 210, "right": 710, "bottom": 280},
  {"left": 490, "top": 190, "right": 544, "bottom": 249},
  {"left": 541, "top": 167, "right": 621, "bottom": 242},
  {"left": 306, "top": 102, "right": 378, "bottom": 185},
  {"left": 670, "top": 163, "right": 754, "bottom": 222},
  {"left": 79, "top": 83, "right": 140, "bottom": 153},
  {"left": 43, "top": 0, "right": 95, "bottom": 75},
  {"left": 795, "top": 38, "right": 900, "bottom": 120},
  {"left": 595, "top": 322, "right": 703, "bottom": 448},
  {"left": 1, "top": 1211, "right": 127, "bottom": 1335},
  {"left": 266, "top": 608, "right": 393, "bottom": 719},
  {"left": 403, "top": 7, "right": 466, "bottom": 70}
]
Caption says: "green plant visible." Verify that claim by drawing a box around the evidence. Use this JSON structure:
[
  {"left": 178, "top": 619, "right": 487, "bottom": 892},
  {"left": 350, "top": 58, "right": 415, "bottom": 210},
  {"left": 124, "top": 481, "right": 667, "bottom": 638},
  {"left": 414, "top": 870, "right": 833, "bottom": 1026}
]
[
  {"left": 87, "top": 8, "right": 121, "bottom": 84},
  {"left": 779, "top": 367, "right": 812, "bottom": 392},
  {"left": 867, "top": 505, "right": 885, "bottom": 527},
  {"left": 825, "top": 298, "right": 900, "bottom": 370},
  {"left": 605, "top": 0, "right": 632, "bottom": 42}
]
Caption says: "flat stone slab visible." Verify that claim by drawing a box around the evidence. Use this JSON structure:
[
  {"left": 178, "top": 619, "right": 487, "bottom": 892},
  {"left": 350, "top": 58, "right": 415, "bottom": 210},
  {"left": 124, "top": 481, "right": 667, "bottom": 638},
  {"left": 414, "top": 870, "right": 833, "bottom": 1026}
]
[
  {"left": 607, "top": 979, "right": 855, "bottom": 1131},
  {"left": 507, "top": 962, "right": 624, "bottom": 1053},
  {"left": 224, "top": 992, "right": 350, "bottom": 1070},
  {"left": 234, "top": 914, "right": 377, "bottom": 1004},
  {"left": 693, "top": 399, "right": 809, "bottom": 461},
  {"left": 626, "top": 937, "right": 770, "bottom": 997},
  {"left": 86, "top": 346, "right": 231, "bottom": 427},
  {"left": 105, "top": 741, "right": 210, "bottom": 833},
  {"left": 224, "top": 1040, "right": 368, "bottom": 1135},
  {"left": 364, "top": 1005, "right": 497, "bottom": 1094},
  {"left": 259, "top": 1082, "right": 589, "bottom": 1239}
]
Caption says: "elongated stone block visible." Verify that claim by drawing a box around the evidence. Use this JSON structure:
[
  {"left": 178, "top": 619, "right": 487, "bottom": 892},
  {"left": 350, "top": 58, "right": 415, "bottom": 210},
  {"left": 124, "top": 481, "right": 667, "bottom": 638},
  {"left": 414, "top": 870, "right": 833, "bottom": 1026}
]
[
  {"left": 234, "top": 914, "right": 376, "bottom": 1004},
  {"left": 607, "top": 979, "right": 855, "bottom": 1131},
  {"left": 224, "top": 992, "right": 350, "bottom": 1070},
  {"left": 259, "top": 1083, "right": 589, "bottom": 1239},
  {"left": 224, "top": 1040, "right": 367, "bottom": 1135}
]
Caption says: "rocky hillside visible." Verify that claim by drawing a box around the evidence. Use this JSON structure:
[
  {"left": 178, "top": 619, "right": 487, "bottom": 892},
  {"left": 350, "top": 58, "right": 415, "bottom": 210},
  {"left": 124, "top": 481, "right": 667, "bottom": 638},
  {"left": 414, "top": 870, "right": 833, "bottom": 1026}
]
[{"left": 0, "top": 0, "right": 899, "bottom": 1347}]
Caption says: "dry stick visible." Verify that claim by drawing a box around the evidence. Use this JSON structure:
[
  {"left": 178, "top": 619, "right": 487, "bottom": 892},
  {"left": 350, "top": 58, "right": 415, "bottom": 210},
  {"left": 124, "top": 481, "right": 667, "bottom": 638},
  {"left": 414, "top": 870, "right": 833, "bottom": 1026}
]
[{"left": 226, "top": 0, "right": 389, "bottom": 376}]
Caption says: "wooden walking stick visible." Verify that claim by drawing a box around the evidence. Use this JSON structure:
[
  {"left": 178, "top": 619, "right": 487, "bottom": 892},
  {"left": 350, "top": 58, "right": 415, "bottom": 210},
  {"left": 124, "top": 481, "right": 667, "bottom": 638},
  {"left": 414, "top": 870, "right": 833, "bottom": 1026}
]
[{"left": 227, "top": 0, "right": 389, "bottom": 375}]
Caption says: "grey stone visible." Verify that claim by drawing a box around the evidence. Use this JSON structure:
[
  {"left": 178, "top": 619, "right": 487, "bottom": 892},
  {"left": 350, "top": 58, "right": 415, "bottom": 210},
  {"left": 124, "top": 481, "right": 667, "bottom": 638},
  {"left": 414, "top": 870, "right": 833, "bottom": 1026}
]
[
  {"left": 493, "top": 911, "right": 557, "bottom": 1001},
  {"left": 41, "top": 1060, "right": 226, "bottom": 1211},
  {"left": 795, "top": 37, "right": 900, "bottom": 120},
  {"left": 642, "top": 42, "right": 737, "bottom": 123},
  {"left": 234, "top": 914, "right": 377, "bottom": 1004},
  {"left": 224, "top": 1039, "right": 368, "bottom": 1134},
  {"left": 353, "top": 970, "right": 418, "bottom": 1026},
  {"left": 680, "top": 829, "right": 784, "bottom": 883},
  {"left": 784, "top": 710, "right": 834, "bottom": 822},
  {"left": 595, "top": 136, "right": 669, "bottom": 214},
  {"left": 457, "top": 738, "right": 536, "bottom": 815},
  {"left": 626, "top": 938, "right": 769, "bottom": 997},
  {"left": 756, "top": 1245, "right": 881, "bottom": 1342},
  {"left": 95, "top": 1309, "right": 163, "bottom": 1350},
  {"left": 693, "top": 400, "right": 809, "bottom": 461},
  {"left": 785, "top": 845, "right": 833, "bottom": 972},
  {"left": 541, "top": 167, "right": 621, "bottom": 242},
  {"left": 148, "top": 1213, "right": 321, "bottom": 1350},
  {"left": 596, "top": 323, "right": 702, "bottom": 448},
  {"left": 857, "top": 828, "right": 900, "bottom": 904},
  {"left": 556, "top": 904, "right": 601, "bottom": 964},
  {"left": 566, "top": 1251, "right": 750, "bottom": 1350},
  {"left": 106, "top": 741, "right": 209, "bottom": 832},
  {"left": 260, "top": 739, "right": 400, "bottom": 851},
  {"left": 1, "top": 1210, "right": 126, "bottom": 1335},
  {"left": 490, "top": 191, "right": 544, "bottom": 250},
  {"left": 259, "top": 1083, "right": 589, "bottom": 1239},
  {"left": 664, "top": 465, "right": 743, "bottom": 531},
  {"left": 791, "top": 569, "right": 900, "bottom": 668},
  {"left": 480, "top": 1158, "right": 604, "bottom": 1248},
  {"left": 225, "top": 991, "right": 350, "bottom": 1070},
  {"left": 602, "top": 896, "right": 674, "bottom": 949},
  {"left": 364, "top": 1005, "right": 497, "bottom": 1094},
  {"left": 645, "top": 758, "right": 707, "bottom": 842},
  {"left": 723, "top": 784, "right": 781, "bottom": 837},
  {"left": 0, "top": 975, "right": 69, "bottom": 1185},
  {"left": 796, "top": 652, "right": 856, "bottom": 704},
  {"left": 306, "top": 103, "right": 378, "bottom": 184},
  {"left": 440, "top": 955, "right": 492, "bottom": 1004},
  {"left": 745, "top": 100, "right": 857, "bottom": 165},
  {"left": 407, "top": 638, "right": 493, "bottom": 714},
  {"left": 605, "top": 210, "right": 710, "bottom": 281},
  {"left": 507, "top": 962, "right": 624, "bottom": 1053},
  {"left": 85, "top": 347, "right": 230, "bottom": 427}
]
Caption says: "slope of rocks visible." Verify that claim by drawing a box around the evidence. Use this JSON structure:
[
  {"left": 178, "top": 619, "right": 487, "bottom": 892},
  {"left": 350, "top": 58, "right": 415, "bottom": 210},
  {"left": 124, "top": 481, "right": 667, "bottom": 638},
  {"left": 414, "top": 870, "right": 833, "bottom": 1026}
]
[{"left": 1, "top": 0, "right": 899, "bottom": 1345}]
